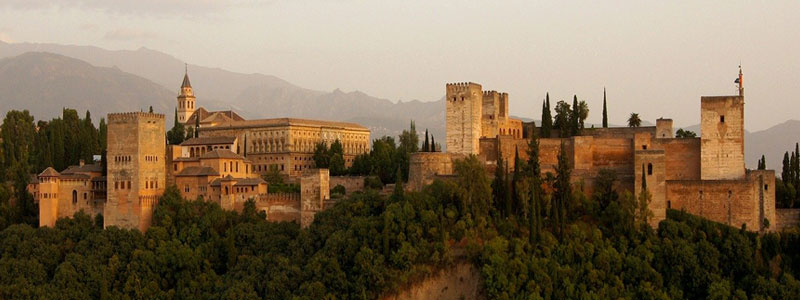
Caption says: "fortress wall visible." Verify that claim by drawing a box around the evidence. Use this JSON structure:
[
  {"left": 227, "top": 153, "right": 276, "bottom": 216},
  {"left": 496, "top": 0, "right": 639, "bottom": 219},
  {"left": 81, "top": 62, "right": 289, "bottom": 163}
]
[
  {"left": 330, "top": 176, "right": 365, "bottom": 195},
  {"left": 666, "top": 170, "right": 773, "bottom": 231},
  {"left": 408, "top": 152, "right": 464, "bottom": 191},
  {"left": 257, "top": 193, "right": 301, "bottom": 223},
  {"left": 775, "top": 209, "right": 800, "bottom": 231},
  {"left": 583, "top": 126, "right": 657, "bottom": 139},
  {"left": 655, "top": 138, "right": 701, "bottom": 181}
]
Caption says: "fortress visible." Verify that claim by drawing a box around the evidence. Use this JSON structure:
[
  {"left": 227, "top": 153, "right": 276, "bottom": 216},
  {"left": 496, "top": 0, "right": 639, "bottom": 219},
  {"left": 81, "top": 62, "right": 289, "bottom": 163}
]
[
  {"left": 411, "top": 68, "right": 777, "bottom": 231},
  {"left": 31, "top": 71, "right": 370, "bottom": 231}
]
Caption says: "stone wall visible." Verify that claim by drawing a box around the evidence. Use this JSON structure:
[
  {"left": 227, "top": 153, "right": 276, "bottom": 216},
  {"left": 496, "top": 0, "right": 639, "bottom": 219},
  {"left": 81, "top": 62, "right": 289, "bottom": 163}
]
[
  {"left": 654, "top": 138, "right": 701, "bottom": 181},
  {"left": 300, "top": 169, "right": 330, "bottom": 228},
  {"left": 701, "top": 96, "right": 745, "bottom": 180},
  {"left": 775, "top": 209, "right": 800, "bottom": 231},
  {"left": 330, "top": 176, "right": 365, "bottom": 195},
  {"left": 257, "top": 193, "right": 301, "bottom": 223},
  {"left": 408, "top": 152, "right": 464, "bottom": 191},
  {"left": 666, "top": 170, "right": 774, "bottom": 231}
]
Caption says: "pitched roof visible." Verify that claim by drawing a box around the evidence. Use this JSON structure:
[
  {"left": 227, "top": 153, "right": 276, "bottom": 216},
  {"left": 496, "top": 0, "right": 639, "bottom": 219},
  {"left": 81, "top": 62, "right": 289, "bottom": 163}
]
[
  {"left": 59, "top": 173, "right": 91, "bottom": 180},
  {"left": 182, "top": 72, "right": 191, "bottom": 88},
  {"left": 200, "top": 149, "right": 243, "bottom": 160},
  {"left": 234, "top": 178, "right": 266, "bottom": 186},
  {"left": 61, "top": 164, "right": 103, "bottom": 174},
  {"left": 185, "top": 108, "right": 245, "bottom": 125},
  {"left": 181, "top": 136, "right": 237, "bottom": 146},
  {"left": 176, "top": 166, "right": 220, "bottom": 177},
  {"left": 39, "top": 167, "right": 60, "bottom": 177}
]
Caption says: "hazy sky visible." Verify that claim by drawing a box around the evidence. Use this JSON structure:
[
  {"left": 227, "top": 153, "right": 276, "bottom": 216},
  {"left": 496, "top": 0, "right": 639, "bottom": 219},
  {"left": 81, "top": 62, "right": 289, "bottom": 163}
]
[{"left": 1, "top": 0, "right": 799, "bottom": 131}]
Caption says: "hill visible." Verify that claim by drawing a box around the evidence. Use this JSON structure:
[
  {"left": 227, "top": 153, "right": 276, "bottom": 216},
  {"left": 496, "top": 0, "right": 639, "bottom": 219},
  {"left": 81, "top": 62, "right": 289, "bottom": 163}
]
[
  {"left": 0, "top": 52, "right": 185, "bottom": 121},
  {"left": 0, "top": 41, "right": 445, "bottom": 140}
]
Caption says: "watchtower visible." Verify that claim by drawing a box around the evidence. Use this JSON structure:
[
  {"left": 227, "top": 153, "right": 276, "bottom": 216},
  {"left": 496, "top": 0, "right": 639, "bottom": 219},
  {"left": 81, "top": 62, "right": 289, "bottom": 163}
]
[
  {"left": 700, "top": 68, "right": 745, "bottom": 180},
  {"left": 104, "top": 112, "right": 166, "bottom": 231},
  {"left": 446, "top": 82, "right": 483, "bottom": 154}
]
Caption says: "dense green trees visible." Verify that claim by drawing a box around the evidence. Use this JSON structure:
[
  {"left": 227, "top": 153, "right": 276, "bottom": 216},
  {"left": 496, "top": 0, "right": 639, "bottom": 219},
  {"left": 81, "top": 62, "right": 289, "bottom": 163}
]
[
  {"left": 2, "top": 151, "right": 800, "bottom": 299},
  {"left": 167, "top": 109, "right": 185, "bottom": 145},
  {"left": 676, "top": 128, "right": 698, "bottom": 138}
]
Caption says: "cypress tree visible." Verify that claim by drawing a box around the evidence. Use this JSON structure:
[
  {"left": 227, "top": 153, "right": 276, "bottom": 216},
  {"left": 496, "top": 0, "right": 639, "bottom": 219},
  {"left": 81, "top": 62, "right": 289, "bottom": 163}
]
[
  {"left": 554, "top": 141, "right": 571, "bottom": 240},
  {"left": 783, "top": 152, "right": 791, "bottom": 181},
  {"left": 571, "top": 95, "right": 580, "bottom": 136},
  {"left": 511, "top": 146, "right": 521, "bottom": 217},
  {"left": 423, "top": 130, "right": 430, "bottom": 152},
  {"left": 795, "top": 143, "right": 800, "bottom": 189},
  {"left": 493, "top": 153, "right": 506, "bottom": 216},
  {"left": 541, "top": 94, "right": 553, "bottom": 138},
  {"left": 194, "top": 114, "right": 200, "bottom": 138},
  {"left": 430, "top": 135, "right": 435, "bottom": 152},
  {"left": 602, "top": 88, "right": 608, "bottom": 128}
]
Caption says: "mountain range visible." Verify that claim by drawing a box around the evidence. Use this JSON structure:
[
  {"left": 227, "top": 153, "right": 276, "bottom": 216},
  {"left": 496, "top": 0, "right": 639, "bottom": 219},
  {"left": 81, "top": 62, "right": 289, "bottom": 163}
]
[{"left": 0, "top": 41, "right": 798, "bottom": 170}]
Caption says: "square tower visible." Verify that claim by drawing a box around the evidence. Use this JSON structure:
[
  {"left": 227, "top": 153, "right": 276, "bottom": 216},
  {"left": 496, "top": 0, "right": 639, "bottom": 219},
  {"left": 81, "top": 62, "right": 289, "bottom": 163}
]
[
  {"left": 105, "top": 112, "right": 166, "bottom": 231},
  {"left": 446, "top": 82, "right": 483, "bottom": 154},
  {"left": 700, "top": 95, "right": 745, "bottom": 180}
]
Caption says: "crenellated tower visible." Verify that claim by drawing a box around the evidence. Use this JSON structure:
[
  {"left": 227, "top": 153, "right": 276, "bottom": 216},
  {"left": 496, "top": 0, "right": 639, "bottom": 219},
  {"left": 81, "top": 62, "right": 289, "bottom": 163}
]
[
  {"left": 177, "top": 66, "right": 196, "bottom": 124},
  {"left": 446, "top": 82, "right": 483, "bottom": 154}
]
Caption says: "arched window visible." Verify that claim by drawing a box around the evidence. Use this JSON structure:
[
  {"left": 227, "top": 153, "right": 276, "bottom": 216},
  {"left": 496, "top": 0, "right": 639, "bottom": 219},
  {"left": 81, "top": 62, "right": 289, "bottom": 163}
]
[
  {"left": 72, "top": 190, "right": 77, "bottom": 204},
  {"left": 225, "top": 186, "right": 229, "bottom": 195},
  {"left": 647, "top": 163, "right": 653, "bottom": 175}
]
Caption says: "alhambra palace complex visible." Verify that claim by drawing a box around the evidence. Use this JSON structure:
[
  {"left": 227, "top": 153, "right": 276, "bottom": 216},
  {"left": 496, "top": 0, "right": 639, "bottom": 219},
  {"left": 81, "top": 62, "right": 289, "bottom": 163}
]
[{"left": 29, "top": 68, "right": 798, "bottom": 232}]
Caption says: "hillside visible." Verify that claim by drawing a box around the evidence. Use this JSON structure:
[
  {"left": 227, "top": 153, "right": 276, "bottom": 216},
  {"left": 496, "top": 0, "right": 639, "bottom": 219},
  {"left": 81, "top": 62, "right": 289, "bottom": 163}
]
[{"left": 0, "top": 52, "right": 182, "bottom": 121}]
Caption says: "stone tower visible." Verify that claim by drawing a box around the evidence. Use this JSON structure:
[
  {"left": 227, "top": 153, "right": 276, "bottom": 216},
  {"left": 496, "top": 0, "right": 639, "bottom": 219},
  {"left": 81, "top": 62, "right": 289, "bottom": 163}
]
[
  {"left": 655, "top": 118, "right": 673, "bottom": 139},
  {"left": 446, "top": 82, "right": 483, "bottom": 155},
  {"left": 104, "top": 112, "right": 166, "bottom": 231},
  {"left": 700, "top": 69, "right": 745, "bottom": 180},
  {"left": 177, "top": 69, "right": 196, "bottom": 124},
  {"left": 38, "top": 167, "right": 60, "bottom": 228}
]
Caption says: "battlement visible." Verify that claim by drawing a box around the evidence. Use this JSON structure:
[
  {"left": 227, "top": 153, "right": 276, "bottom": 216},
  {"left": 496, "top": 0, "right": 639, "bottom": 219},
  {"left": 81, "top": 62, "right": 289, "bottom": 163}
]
[
  {"left": 108, "top": 112, "right": 166, "bottom": 122},
  {"left": 701, "top": 95, "right": 744, "bottom": 104},
  {"left": 446, "top": 82, "right": 481, "bottom": 93},
  {"left": 481, "top": 90, "right": 508, "bottom": 97}
]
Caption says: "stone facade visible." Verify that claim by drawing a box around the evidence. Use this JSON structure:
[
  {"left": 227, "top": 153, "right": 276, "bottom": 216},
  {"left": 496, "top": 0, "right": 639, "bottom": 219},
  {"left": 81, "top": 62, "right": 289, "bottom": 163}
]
[
  {"left": 413, "top": 78, "right": 777, "bottom": 231},
  {"left": 701, "top": 96, "right": 745, "bottom": 180},
  {"left": 300, "top": 169, "right": 330, "bottom": 227},
  {"left": 197, "top": 119, "right": 370, "bottom": 177},
  {"left": 172, "top": 71, "right": 370, "bottom": 178},
  {"left": 104, "top": 112, "right": 166, "bottom": 232},
  {"left": 32, "top": 161, "right": 106, "bottom": 228}
]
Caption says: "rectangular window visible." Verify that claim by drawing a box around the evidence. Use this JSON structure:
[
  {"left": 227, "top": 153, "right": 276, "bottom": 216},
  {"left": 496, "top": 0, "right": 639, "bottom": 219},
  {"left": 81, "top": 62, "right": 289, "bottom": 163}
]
[{"left": 720, "top": 115, "right": 725, "bottom": 123}]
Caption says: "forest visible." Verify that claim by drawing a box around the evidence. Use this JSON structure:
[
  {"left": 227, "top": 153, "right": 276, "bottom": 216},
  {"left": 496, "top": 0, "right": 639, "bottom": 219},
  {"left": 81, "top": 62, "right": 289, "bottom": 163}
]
[{"left": 1, "top": 109, "right": 800, "bottom": 299}]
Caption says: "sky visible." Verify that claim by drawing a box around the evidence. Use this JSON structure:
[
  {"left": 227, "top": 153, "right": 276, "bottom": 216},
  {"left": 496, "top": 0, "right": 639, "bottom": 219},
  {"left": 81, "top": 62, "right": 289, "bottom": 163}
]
[{"left": 0, "top": 0, "right": 799, "bottom": 131}]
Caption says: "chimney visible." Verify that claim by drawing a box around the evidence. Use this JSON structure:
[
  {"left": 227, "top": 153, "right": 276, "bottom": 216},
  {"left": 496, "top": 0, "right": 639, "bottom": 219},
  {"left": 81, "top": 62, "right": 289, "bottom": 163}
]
[{"left": 79, "top": 159, "right": 85, "bottom": 167}]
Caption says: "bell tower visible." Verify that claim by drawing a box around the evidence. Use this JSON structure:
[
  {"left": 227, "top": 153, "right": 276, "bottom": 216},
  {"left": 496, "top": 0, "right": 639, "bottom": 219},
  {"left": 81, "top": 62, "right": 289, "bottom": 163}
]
[{"left": 177, "top": 64, "right": 196, "bottom": 124}]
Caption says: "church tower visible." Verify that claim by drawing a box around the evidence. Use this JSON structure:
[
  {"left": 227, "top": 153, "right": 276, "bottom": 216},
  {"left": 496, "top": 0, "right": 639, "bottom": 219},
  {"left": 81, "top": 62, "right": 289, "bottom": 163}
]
[{"left": 177, "top": 66, "right": 196, "bottom": 124}]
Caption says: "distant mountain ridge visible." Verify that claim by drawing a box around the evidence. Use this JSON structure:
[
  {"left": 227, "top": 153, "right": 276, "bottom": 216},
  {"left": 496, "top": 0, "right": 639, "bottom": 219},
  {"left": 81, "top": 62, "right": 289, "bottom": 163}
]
[{"left": 0, "top": 41, "right": 445, "bottom": 140}]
